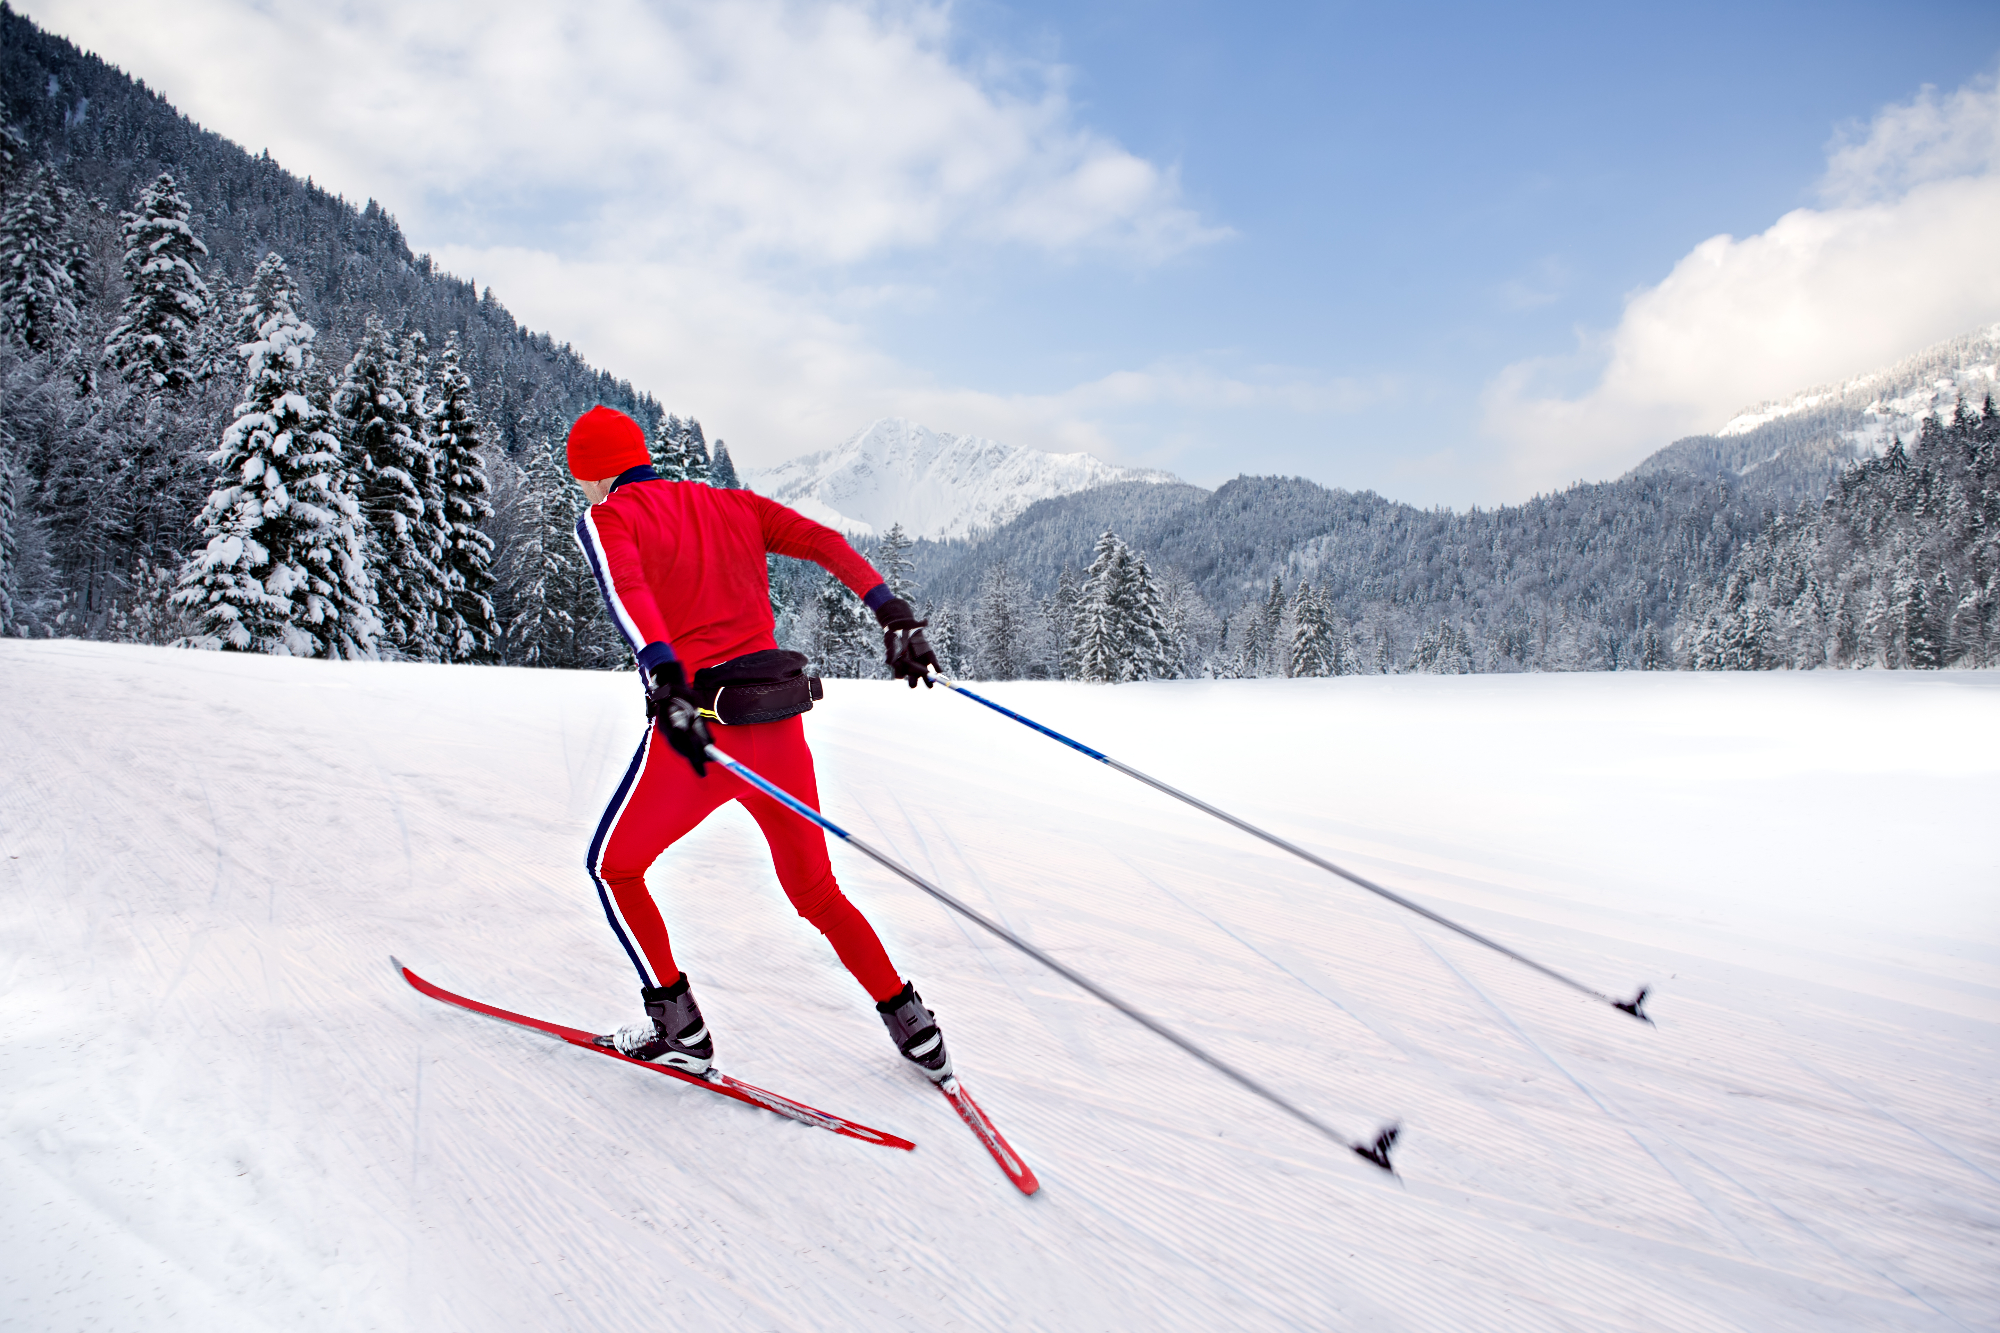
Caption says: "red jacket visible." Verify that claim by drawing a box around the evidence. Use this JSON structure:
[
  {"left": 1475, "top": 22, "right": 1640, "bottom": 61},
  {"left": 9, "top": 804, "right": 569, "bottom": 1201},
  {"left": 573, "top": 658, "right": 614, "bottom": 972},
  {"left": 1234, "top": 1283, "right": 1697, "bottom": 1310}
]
[{"left": 574, "top": 466, "right": 889, "bottom": 677}]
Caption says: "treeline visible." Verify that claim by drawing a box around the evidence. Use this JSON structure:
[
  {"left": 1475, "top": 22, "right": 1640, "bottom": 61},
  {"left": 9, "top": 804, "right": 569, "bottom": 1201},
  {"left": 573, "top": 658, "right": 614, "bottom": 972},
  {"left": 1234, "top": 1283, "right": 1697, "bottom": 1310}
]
[
  {"left": 885, "top": 470, "right": 1773, "bottom": 679},
  {"left": 1678, "top": 402, "right": 2000, "bottom": 669},
  {"left": 806, "top": 412, "right": 1994, "bottom": 681},
  {"left": 0, "top": 156, "right": 737, "bottom": 662},
  {"left": 0, "top": 10, "right": 751, "bottom": 661}
]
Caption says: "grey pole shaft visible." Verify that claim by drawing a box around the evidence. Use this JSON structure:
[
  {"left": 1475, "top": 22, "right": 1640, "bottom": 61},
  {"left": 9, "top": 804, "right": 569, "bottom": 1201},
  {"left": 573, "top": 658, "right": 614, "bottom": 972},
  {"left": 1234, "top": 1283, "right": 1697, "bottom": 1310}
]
[
  {"left": 1106, "top": 758, "right": 1629, "bottom": 1010},
  {"left": 705, "top": 741, "right": 1399, "bottom": 1172},
  {"left": 842, "top": 828, "right": 1379, "bottom": 1159},
  {"left": 930, "top": 674, "right": 1650, "bottom": 1024}
]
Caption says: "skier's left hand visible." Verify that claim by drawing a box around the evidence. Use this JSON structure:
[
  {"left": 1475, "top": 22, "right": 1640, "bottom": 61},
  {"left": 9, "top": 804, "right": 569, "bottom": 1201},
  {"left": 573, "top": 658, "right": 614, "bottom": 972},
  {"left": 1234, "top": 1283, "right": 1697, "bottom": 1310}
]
[
  {"left": 645, "top": 661, "right": 713, "bottom": 775},
  {"left": 874, "top": 597, "right": 939, "bottom": 688}
]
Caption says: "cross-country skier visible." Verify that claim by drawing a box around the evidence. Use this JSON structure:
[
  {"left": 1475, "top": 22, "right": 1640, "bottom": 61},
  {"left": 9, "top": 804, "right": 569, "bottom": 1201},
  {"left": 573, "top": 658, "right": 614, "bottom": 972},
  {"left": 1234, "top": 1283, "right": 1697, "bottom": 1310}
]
[{"left": 564, "top": 405, "right": 950, "bottom": 1085}]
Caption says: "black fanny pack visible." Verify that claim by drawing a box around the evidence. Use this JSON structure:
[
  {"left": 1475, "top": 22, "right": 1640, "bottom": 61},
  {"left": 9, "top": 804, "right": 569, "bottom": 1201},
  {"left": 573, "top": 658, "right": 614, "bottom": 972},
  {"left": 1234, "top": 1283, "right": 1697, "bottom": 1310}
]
[{"left": 691, "top": 649, "right": 823, "bottom": 727}]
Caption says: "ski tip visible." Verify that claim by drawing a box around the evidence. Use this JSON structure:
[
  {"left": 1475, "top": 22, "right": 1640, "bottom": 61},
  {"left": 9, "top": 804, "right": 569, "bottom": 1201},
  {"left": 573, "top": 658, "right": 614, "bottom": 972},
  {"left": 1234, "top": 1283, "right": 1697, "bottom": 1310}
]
[
  {"left": 1613, "top": 987, "right": 1653, "bottom": 1025},
  {"left": 1351, "top": 1123, "right": 1400, "bottom": 1175},
  {"left": 389, "top": 954, "right": 409, "bottom": 979}
]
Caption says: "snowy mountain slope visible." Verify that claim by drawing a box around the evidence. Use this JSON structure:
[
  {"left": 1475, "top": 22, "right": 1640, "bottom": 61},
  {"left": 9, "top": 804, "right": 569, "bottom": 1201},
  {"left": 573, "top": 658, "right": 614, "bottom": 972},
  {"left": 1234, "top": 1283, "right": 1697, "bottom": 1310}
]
[
  {"left": 744, "top": 416, "right": 1180, "bottom": 541},
  {"left": 1632, "top": 324, "right": 2000, "bottom": 506},
  {"left": 3, "top": 642, "right": 1997, "bottom": 1331}
]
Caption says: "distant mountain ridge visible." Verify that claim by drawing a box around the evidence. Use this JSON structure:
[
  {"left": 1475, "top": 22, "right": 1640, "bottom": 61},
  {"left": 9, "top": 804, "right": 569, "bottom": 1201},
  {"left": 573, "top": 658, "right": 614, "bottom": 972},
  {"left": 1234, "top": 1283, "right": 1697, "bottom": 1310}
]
[
  {"left": 1630, "top": 324, "right": 2000, "bottom": 508},
  {"left": 744, "top": 417, "right": 1179, "bottom": 541}
]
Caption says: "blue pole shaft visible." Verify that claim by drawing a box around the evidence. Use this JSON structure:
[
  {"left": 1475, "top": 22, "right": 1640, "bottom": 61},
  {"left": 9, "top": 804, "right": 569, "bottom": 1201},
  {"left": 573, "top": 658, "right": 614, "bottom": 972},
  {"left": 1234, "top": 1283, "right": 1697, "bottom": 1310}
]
[
  {"left": 927, "top": 674, "right": 1649, "bottom": 1023},
  {"left": 703, "top": 741, "right": 1398, "bottom": 1171}
]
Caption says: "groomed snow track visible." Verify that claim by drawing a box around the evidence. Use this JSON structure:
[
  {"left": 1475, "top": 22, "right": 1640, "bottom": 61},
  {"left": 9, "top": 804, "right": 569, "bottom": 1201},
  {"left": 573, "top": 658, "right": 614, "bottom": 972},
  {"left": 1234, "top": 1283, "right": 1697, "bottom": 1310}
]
[{"left": 3, "top": 641, "right": 1995, "bottom": 1331}]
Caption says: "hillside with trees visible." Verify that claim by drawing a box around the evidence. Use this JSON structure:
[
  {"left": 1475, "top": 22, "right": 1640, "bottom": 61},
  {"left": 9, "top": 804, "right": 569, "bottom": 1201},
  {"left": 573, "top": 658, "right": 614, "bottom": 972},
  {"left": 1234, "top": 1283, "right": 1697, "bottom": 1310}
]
[{"left": 0, "top": 5, "right": 730, "bottom": 664}]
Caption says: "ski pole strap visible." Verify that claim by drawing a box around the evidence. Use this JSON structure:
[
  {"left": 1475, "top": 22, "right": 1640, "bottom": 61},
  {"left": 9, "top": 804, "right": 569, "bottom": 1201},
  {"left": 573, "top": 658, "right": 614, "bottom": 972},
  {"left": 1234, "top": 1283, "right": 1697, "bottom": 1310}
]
[
  {"left": 703, "top": 741, "right": 1400, "bottom": 1173},
  {"left": 928, "top": 673, "right": 1650, "bottom": 1025}
]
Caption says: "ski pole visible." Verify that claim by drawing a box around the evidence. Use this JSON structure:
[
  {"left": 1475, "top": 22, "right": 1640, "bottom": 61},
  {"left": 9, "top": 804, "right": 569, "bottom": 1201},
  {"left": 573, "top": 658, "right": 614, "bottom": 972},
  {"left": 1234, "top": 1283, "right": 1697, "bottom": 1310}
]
[
  {"left": 924, "top": 672, "right": 1652, "bottom": 1025},
  {"left": 704, "top": 741, "right": 1401, "bottom": 1174}
]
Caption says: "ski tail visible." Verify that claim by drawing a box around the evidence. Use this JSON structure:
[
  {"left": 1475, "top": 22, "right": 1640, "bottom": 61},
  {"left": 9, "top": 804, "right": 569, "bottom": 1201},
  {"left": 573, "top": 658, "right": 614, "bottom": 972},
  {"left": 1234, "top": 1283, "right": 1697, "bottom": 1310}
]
[{"left": 392, "top": 957, "right": 914, "bottom": 1151}]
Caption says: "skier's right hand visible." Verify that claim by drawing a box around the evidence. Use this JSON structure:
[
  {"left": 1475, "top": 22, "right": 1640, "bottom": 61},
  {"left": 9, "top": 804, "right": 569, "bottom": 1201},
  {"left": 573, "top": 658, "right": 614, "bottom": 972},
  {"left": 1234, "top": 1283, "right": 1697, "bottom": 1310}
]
[
  {"left": 645, "top": 661, "right": 712, "bottom": 777},
  {"left": 874, "top": 596, "right": 939, "bottom": 688}
]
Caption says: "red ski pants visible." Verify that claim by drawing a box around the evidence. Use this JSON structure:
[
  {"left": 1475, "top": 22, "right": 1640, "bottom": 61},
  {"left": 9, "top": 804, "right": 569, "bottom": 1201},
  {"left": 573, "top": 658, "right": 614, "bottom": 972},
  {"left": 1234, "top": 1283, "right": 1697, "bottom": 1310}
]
[{"left": 587, "top": 714, "right": 902, "bottom": 1003}]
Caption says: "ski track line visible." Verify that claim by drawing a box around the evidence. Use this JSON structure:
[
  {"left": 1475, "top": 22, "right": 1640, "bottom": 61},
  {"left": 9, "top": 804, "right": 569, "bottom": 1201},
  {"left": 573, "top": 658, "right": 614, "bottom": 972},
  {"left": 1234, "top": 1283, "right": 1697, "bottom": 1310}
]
[
  {"left": 1421, "top": 934, "right": 1984, "bottom": 1333},
  {"left": 842, "top": 776, "right": 1430, "bottom": 1326},
  {"left": 1416, "top": 931, "right": 1777, "bottom": 1262},
  {"left": 1790, "top": 1053, "right": 2000, "bottom": 1189},
  {"left": 1114, "top": 851, "right": 1677, "bottom": 1203},
  {"left": 407, "top": 1005, "right": 933, "bottom": 1328},
  {"left": 1414, "top": 936, "right": 1821, "bottom": 1256},
  {"left": 898, "top": 798, "right": 1110, "bottom": 1078},
  {"left": 851, "top": 771, "right": 1732, "bottom": 1329}
]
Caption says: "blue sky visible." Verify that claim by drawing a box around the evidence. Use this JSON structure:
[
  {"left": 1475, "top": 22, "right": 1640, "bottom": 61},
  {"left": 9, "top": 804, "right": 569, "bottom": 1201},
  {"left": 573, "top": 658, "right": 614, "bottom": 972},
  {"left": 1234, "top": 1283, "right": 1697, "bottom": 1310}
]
[{"left": 33, "top": 0, "right": 2000, "bottom": 505}]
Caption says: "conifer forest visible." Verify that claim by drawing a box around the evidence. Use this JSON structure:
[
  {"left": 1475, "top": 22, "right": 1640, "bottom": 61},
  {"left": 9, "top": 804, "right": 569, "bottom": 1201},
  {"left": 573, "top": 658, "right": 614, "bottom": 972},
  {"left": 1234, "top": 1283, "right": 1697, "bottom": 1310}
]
[{"left": 2, "top": 6, "right": 1993, "bottom": 680}]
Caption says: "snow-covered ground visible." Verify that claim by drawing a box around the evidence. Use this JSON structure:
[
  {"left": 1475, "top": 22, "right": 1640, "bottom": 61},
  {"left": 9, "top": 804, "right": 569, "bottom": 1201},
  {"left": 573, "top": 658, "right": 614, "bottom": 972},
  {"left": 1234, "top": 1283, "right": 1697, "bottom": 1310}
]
[{"left": 3, "top": 641, "right": 1995, "bottom": 1331}]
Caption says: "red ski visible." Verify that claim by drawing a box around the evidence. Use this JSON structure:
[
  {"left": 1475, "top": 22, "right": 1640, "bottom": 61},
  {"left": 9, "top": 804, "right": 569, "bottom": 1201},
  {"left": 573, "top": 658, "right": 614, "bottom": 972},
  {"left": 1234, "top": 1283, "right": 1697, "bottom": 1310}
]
[
  {"left": 940, "top": 1075, "right": 1039, "bottom": 1195},
  {"left": 394, "top": 959, "right": 913, "bottom": 1152}
]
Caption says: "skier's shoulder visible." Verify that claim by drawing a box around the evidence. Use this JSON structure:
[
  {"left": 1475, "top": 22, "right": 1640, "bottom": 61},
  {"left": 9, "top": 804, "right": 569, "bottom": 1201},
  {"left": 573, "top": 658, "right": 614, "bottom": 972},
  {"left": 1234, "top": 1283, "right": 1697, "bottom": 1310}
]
[{"left": 604, "top": 477, "right": 768, "bottom": 533}]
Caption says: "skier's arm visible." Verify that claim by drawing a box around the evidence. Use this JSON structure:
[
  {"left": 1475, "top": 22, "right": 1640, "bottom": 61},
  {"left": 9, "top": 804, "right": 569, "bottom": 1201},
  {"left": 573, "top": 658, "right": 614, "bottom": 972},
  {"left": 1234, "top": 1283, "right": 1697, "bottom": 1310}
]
[
  {"left": 749, "top": 493, "right": 936, "bottom": 682},
  {"left": 749, "top": 492, "right": 895, "bottom": 613},
  {"left": 574, "top": 508, "right": 678, "bottom": 679}
]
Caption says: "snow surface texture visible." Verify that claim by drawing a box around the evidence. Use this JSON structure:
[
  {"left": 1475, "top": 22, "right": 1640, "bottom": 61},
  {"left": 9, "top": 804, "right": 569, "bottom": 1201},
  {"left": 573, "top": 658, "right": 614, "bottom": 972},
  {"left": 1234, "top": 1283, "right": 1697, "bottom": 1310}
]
[
  {"left": 3, "top": 641, "right": 1996, "bottom": 1332},
  {"left": 743, "top": 416, "right": 1179, "bottom": 541}
]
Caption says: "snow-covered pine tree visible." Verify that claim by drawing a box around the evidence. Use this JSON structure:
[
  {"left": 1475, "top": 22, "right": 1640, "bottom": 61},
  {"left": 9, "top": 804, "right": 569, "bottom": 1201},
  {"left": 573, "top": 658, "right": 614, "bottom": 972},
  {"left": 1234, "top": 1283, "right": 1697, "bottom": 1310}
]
[
  {"left": 231, "top": 256, "right": 294, "bottom": 348},
  {"left": 0, "top": 162, "right": 87, "bottom": 354},
  {"left": 650, "top": 414, "right": 688, "bottom": 481},
  {"left": 103, "top": 173, "right": 210, "bottom": 393},
  {"left": 1049, "top": 566, "right": 1083, "bottom": 679},
  {"left": 1409, "top": 621, "right": 1475, "bottom": 673},
  {"left": 1638, "top": 623, "right": 1669, "bottom": 670},
  {"left": 812, "top": 570, "right": 877, "bottom": 677},
  {"left": 503, "top": 427, "right": 579, "bottom": 666},
  {"left": 1071, "top": 531, "right": 1173, "bottom": 682},
  {"left": 189, "top": 272, "right": 240, "bottom": 383},
  {"left": 0, "top": 123, "right": 25, "bottom": 195},
  {"left": 333, "top": 316, "right": 444, "bottom": 659},
  {"left": 1288, "top": 581, "right": 1339, "bottom": 677},
  {"left": 974, "top": 560, "right": 1031, "bottom": 680},
  {"left": 0, "top": 434, "right": 17, "bottom": 634},
  {"left": 1257, "top": 576, "right": 1287, "bottom": 677},
  {"left": 875, "top": 521, "right": 916, "bottom": 598},
  {"left": 1900, "top": 558, "right": 1942, "bottom": 668},
  {"left": 923, "top": 599, "right": 962, "bottom": 677},
  {"left": 430, "top": 331, "right": 500, "bottom": 662},
  {"left": 709, "top": 439, "right": 742, "bottom": 488},
  {"left": 174, "top": 254, "right": 377, "bottom": 657},
  {"left": 1071, "top": 531, "right": 1128, "bottom": 682},
  {"left": 399, "top": 328, "right": 453, "bottom": 638},
  {"left": 1118, "top": 546, "right": 1177, "bottom": 682},
  {"left": 650, "top": 414, "right": 713, "bottom": 483},
  {"left": 681, "top": 417, "right": 712, "bottom": 483}
]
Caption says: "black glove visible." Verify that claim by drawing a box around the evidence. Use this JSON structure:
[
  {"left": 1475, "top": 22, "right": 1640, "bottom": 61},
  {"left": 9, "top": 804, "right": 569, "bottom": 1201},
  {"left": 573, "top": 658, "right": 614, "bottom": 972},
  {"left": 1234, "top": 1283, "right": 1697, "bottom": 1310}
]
[
  {"left": 874, "top": 596, "right": 939, "bottom": 688},
  {"left": 644, "top": 660, "right": 712, "bottom": 776}
]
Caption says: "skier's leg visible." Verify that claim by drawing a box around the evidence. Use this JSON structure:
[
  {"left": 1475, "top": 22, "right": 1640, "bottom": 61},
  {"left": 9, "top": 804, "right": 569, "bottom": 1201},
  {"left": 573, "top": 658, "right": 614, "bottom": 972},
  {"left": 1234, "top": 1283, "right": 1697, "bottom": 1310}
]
[
  {"left": 731, "top": 717, "right": 903, "bottom": 1003},
  {"left": 587, "top": 724, "right": 739, "bottom": 988}
]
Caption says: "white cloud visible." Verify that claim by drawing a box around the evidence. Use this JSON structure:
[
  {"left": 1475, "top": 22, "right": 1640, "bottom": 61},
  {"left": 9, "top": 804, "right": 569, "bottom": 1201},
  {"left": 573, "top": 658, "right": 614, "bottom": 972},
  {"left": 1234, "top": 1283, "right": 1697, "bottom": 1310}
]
[
  {"left": 31, "top": 0, "right": 1238, "bottom": 465},
  {"left": 443, "top": 238, "right": 1387, "bottom": 473},
  {"left": 1482, "top": 68, "right": 2000, "bottom": 497},
  {"left": 35, "top": 0, "right": 1219, "bottom": 265}
]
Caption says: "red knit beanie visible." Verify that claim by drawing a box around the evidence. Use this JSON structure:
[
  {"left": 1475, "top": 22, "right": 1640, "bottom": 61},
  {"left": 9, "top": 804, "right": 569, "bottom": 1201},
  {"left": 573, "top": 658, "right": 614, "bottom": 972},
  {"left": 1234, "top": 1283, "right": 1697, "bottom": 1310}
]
[{"left": 566, "top": 406, "right": 652, "bottom": 480}]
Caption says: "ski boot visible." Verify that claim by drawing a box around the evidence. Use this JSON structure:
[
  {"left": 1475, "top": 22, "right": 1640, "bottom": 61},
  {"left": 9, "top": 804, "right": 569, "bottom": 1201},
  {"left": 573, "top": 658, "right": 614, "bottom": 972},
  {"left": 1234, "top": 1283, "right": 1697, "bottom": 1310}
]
[
  {"left": 877, "top": 981, "right": 952, "bottom": 1083},
  {"left": 596, "top": 972, "right": 714, "bottom": 1076}
]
